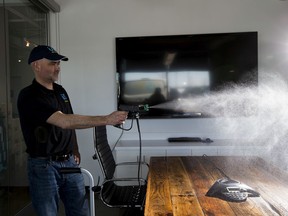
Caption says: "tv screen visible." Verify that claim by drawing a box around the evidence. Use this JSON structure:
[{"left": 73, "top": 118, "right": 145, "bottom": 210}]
[{"left": 116, "top": 32, "right": 258, "bottom": 118}]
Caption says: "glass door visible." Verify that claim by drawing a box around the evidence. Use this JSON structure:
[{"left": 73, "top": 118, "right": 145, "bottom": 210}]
[
  {"left": 0, "top": 0, "right": 48, "bottom": 215},
  {"left": 0, "top": 1, "right": 9, "bottom": 215}
]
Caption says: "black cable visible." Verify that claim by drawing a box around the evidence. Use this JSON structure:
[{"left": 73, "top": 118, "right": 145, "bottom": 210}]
[
  {"left": 111, "top": 128, "right": 124, "bottom": 152},
  {"left": 202, "top": 154, "right": 231, "bottom": 179},
  {"left": 114, "top": 118, "right": 134, "bottom": 131},
  {"left": 135, "top": 113, "right": 142, "bottom": 183},
  {"left": 111, "top": 115, "right": 136, "bottom": 151},
  {"left": 261, "top": 198, "right": 282, "bottom": 216},
  {"left": 114, "top": 112, "right": 143, "bottom": 183}
]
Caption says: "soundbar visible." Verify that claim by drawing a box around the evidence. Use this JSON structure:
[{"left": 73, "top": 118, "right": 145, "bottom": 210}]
[{"left": 168, "top": 137, "right": 213, "bottom": 143}]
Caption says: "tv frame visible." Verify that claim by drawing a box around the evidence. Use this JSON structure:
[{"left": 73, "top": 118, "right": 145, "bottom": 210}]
[{"left": 115, "top": 31, "right": 258, "bottom": 119}]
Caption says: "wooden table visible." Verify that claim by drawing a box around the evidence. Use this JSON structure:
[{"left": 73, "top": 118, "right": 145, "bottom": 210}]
[{"left": 144, "top": 156, "right": 288, "bottom": 216}]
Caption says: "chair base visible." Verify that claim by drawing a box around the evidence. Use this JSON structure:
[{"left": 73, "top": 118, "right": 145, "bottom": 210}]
[{"left": 122, "top": 207, "right": 144, "bottom": 216}]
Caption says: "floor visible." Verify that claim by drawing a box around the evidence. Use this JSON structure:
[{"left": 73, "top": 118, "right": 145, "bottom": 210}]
[{"left": 0, "top": 187, "right": 144, "bottom": 216}]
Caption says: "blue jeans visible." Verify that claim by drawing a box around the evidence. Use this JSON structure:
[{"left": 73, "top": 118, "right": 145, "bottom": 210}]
[{"left": 27, "top": 155, "right": 89, "bottom": 216}]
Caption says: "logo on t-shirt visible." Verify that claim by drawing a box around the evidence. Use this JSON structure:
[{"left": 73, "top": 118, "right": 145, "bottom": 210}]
[{"left": 60, "top": 93, "right": 69, "bottom": 103}]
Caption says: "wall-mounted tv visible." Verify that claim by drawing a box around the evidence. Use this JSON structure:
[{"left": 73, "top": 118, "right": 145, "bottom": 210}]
[{"left": 116, "top": 31, "right": 258, "bottom": 118}]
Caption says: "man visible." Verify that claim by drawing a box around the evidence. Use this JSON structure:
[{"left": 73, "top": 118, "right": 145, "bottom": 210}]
[{"left": 17, "top": 45, "right": 127, "bottom": 216}]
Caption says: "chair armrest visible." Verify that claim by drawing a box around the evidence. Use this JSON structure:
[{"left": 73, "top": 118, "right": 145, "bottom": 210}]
[{"left": 102, "top": 177, "right": 147, "bottom": 185}]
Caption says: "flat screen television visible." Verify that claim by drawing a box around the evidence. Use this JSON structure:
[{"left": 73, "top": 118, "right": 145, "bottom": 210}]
[{"left": 116, "top": 31, "right": 258, "bottom": 118}]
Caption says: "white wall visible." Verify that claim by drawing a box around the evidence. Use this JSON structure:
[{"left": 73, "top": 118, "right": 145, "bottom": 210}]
[{"left": 51, "top": 0, "right": 288, "bottom": 178}]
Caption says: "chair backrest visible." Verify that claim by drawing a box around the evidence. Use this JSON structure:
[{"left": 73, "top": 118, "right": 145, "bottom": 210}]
[{"left": 94, "top": 126, "right": 116, "bottom": 180}]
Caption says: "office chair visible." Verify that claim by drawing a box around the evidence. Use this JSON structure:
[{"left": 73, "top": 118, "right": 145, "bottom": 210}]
[{"left": 93, "top": 125, "right": 148, "bottom": 211}]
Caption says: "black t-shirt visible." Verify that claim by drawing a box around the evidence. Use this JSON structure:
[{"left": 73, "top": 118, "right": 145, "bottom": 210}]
[{"left": 17, "top": 79, "right": 77, "bottom": 157}]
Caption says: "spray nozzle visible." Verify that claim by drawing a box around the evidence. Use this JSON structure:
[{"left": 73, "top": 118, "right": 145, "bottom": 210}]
[{"left": 119, "top": 104, "right": 149, "bottom": 113}]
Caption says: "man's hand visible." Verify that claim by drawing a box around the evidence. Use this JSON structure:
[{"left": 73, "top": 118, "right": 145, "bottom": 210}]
[{"left": 106, "top": 111, "right": 128, "bottom": 125}]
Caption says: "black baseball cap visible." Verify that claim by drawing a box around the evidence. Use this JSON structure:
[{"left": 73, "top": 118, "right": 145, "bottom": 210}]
[{"left": 28, "top": 45, "right": 68, "bottom": 64}]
